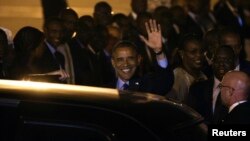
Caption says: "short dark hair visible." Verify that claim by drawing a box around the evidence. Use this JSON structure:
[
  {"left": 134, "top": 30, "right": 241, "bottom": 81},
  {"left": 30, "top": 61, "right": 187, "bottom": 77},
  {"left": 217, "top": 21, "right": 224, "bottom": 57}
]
[
  {"left": 94, "top": 1, "right": 112, "bottom": 13},
  {"left": 218, "top": 26, "right": 241, "bottom": 45},
  {"left": 111, "top": 40, "right": 138, "bottom": 57},
  {"left": 58, "top": 8, "right": 78, "bottom": 19},
  {"left": 43, "top": 17, "right": 63, "bottom": 29},
  {"left": 213, "top": 45, "right": 235, "bottom": 59},
  {"left": 178, "top": 33, "right": 203, "bottom": 50}
]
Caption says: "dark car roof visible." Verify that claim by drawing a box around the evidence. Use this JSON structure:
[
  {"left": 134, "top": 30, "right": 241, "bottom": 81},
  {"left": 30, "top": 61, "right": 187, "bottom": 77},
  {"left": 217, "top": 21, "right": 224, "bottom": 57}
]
[{"left": 0, "top": 80, "right": 207, "bottom": 141}]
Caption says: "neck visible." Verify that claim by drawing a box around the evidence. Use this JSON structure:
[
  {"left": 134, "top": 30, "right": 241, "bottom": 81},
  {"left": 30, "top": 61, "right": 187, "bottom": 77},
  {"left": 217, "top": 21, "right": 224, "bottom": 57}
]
[{"left": 182, "top": 65, "right": 200, "bottom": 79}]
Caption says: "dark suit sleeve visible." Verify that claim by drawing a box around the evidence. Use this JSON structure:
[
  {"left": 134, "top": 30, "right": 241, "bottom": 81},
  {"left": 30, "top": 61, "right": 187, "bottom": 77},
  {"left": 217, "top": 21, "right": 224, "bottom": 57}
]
[
  {"left": 187, "top": 83, "right": 199, "bottom": 109},
  {"left": 143, "top": 63, "right": 174, "bottom": 96}
]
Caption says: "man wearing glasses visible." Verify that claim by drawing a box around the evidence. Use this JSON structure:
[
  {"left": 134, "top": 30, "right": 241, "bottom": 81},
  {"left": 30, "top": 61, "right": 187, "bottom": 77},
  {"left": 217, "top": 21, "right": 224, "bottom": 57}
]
[{"left": 219, "top": 70, "right": 250, "bottom": 124}]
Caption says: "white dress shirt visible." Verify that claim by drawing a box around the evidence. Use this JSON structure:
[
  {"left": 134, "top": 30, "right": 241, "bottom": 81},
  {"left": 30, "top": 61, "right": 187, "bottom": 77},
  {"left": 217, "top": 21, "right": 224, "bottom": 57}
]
[{"left": 212, "top": 77, "right": 221, "bottom": 113}]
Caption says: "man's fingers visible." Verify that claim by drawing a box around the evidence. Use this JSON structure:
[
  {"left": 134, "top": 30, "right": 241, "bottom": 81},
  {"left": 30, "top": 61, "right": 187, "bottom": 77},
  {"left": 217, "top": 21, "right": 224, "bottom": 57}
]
[
  {"left": 153, "top": 19, "right": 158, "bottom": 32},
  {"left": 157, "top": 23, "right": 161, "bottom": 33},
  {"left": 145, "top": 22, "right": 151, "bottom": 34},
  {"left": 146, "top": 19, "right": 159, "bottom": 33}
]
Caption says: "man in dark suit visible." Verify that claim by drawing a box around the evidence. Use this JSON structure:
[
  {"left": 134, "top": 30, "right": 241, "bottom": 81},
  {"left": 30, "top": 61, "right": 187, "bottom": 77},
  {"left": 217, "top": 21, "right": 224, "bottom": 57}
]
[
  {"left": 31, "top": 18, "right": 69, "bottom": 83},
  {"left": 214, "top": 0, "right": 245, "bottom": 35},
  {"left": 218, "top": 27, "right": 250, "bottom": 75},
  {"left": 107, "top": 19, "right": 174, "bottom": 96},
  {"left": 187, "top": 45, "right": 236, "bottom": 124},
  {"left": 220, "top": 70, "right": 250, "bottom": 124}
]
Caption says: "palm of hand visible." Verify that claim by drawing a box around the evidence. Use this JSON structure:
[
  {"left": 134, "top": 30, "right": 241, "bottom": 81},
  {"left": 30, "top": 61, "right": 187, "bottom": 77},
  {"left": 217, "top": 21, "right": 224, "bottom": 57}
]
[{"left": 147, "top": 31, "right": 162, "bottom": 50}]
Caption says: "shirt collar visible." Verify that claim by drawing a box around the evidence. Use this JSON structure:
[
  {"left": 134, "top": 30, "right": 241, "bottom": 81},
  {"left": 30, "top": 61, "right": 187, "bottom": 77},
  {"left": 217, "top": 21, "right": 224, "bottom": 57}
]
[
  {"left": 44, "top": 40, "right": 56, "bottom": 54},
  {"left": 188, "top": 11, "right": 197, "bottom": 21},
  {"left": 213, "top": 76, "right": 221, "bottom": 90},
  {"left": 229, "top": 100, "right": 247, "bottom": 113},
  {"left": 131, "top": 11, "right": 137, "bottom": 20},
  {"left": 117, "top": 78, "right": 129, "bottom": 90},
  {"left": 235, "top": 64, "right": 240, "bottom": 71}
]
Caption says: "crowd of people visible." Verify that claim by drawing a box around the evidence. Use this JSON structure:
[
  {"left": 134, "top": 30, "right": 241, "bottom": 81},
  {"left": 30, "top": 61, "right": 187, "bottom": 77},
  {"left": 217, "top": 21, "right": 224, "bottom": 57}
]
[{"left": 0, "top": 0, "right": 250, "bottom": 125}]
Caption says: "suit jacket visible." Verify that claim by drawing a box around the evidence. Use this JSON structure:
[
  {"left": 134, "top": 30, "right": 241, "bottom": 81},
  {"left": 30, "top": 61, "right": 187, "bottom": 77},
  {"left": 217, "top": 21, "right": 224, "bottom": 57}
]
[
  {"left": 32, "top": 42, "right": 63, "bottom": 73},
  {"left": 188, "top": 78, "right": 228, "bottom": 124},
  {"left": 222, "top": 102, "right": 250, "bottom": 124},
  {"left": 214, "top": 1, "right": 245, "bottom": 33},
  {"left": 240, "top": 59, "right": 250, "bottom": 75},
  {"left": 184, "top": 15, "right": 205, "bottom": 38},
  {"left": 30, "top": 42, "right": 64, "bottom": 83},
  {"left": 68, "top": 38, "right": 101, "bottom": 86},
  {"left": 104, "top": 63, "right": 174, "bottom": 96}
]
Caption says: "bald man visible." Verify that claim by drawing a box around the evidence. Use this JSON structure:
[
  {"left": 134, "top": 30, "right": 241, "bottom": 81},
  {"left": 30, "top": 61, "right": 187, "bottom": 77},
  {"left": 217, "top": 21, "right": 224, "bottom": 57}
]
[{"left": 220, "top": 71, "right": 250, "bottom": 124}]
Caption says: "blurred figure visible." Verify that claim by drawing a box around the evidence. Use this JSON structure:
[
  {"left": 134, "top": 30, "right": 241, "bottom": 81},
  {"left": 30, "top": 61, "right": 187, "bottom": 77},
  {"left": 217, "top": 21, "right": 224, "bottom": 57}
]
[
  {"left": 0, "top": 28, "right": 9, "bottom": 78},
  {"left": 153, "top": 6, "right": 179, "bottom": 63},
  {"left": 129, "top": 0, "right": 147, "bottom": 26},
  {"left": 93, "top": 1, "right": 113, "bottom": 27},
  {"left": 11, "top": 26, "right": 44, "bottom": 80},
  {"left": 0, "top": 27, "right": 15, "bottom": 77},
  {"left": 220, "top": 70, "right": 250, "bottom": 124},
  {"left": 188, "top": 45, "right": 236, "bottom": 124},
  {"left": 112, "top": 13, "right": 135, "bottom": 40},
  {"left": 184, "top": 0, "right": 207, "bottom": 37},
  {"left": 66, "top": 16, "right": 103, "bottom": 86},
  {"left": 57, "top": 8, "right": 79, "bottom": 84},
  {"left": 202, "top": 28, "right": 220, "bottom": 78},
  {"left": 59, "top": 8, "right": 78, "bottom": 42},
  {"left": 214, "top": 0, "right": 245, "bottom": 36},
  {"left": 218, "top": 27, "right": 250, "bottom": 74},
  {"left": 30, "top": 18, "right": 69, "bottom": 83},
  {"left": 169, "top": 5, "right": 187, "bottom": 35}
]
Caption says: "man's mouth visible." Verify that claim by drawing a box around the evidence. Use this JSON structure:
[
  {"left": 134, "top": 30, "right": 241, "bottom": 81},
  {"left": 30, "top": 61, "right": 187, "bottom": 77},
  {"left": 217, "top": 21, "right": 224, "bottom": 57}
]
[{"left": 121, "top": 68, "right": 131, "bottom": 73}]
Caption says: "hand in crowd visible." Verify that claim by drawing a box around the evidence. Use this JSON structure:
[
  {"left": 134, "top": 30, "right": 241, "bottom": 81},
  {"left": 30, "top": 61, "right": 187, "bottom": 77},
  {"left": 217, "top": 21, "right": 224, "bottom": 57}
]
[
  {"left": 46, "top": 69, "right": 70, "bottom": 81},
  {"left": 139, "top": 19, "right": 162, "bottom": 53}
]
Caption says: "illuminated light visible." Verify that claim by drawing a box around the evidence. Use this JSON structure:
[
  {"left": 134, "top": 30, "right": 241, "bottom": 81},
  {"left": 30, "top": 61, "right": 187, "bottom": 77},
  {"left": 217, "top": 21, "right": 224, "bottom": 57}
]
[
  {"left": 0, "top": 80, "right": 118, "bottom": 98},
  {"left": 111, "top": 11, "right": 114, "bottom": 15},
  {"left": 72, "top": 32, "right": 76, "bottom": 38}
]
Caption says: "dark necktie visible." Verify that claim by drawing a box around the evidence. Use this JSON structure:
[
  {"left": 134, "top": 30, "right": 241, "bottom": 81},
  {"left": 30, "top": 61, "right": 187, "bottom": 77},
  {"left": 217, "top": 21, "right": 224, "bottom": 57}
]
[
  {"left": 54, "top": 51, "right": 65, "bottom": 69},
  {"left": 123, "top": 83, "right": 129, "bottom": 90},
  {"left": 213, "top": 92, "right": 228, "bottom": 123}
]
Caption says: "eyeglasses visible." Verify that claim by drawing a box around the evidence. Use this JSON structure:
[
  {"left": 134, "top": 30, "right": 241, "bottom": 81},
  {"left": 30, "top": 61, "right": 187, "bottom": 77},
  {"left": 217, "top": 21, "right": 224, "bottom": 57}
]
[{"left": 218, "top": 83, "right": 235, "bottom": 91}]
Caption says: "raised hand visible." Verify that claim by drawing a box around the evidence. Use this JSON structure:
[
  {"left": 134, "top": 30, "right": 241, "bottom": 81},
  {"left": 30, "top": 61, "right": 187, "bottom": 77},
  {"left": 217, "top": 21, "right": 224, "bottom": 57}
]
[{"left": 139, "top": 19, "right": 162, "bottom": 53}]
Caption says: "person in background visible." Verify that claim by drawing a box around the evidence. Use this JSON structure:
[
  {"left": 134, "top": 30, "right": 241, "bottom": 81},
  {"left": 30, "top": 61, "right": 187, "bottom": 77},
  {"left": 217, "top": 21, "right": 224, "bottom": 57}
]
[
  {"left": 30, "top": 18, "right": 69, "bottom": 83},
  {"left": 93, "top": 1, "right": 113, "bottom": 27},
  {"left": 58, "top": 8, "right": 78, "bottom": 42},
  {"left": 187, "top": 45, "right": 236, "bottom": 124},
  {"left": 218, "top": 27, "right": 250, "bottom": 74},
  {"left": 128, "top": 0, "right": 147, "bottom": 26},
  {"left": 220, "top": 70, "right": 250, "bottom": 124},
  {"left": 0, "top": 28, "right": 9, "bottom": 78},
  {"left": 10, "top": 26, "right": 44, "bottom": 80},
  {"left": 167, "top": 34, "right": 207, "bottom": 103}
]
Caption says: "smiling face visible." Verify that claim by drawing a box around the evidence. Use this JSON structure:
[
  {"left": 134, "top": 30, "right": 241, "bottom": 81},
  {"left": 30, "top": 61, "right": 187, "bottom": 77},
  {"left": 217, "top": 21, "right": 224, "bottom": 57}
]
[
  {"left": 44, "top": 21, "right": 63, "bottom": 48},
  {"left": 111, "top": 46, "right": 140, "bottom": 82},
  {"left": 181, "top": 40, "right": 203, "bottom": 71}
]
